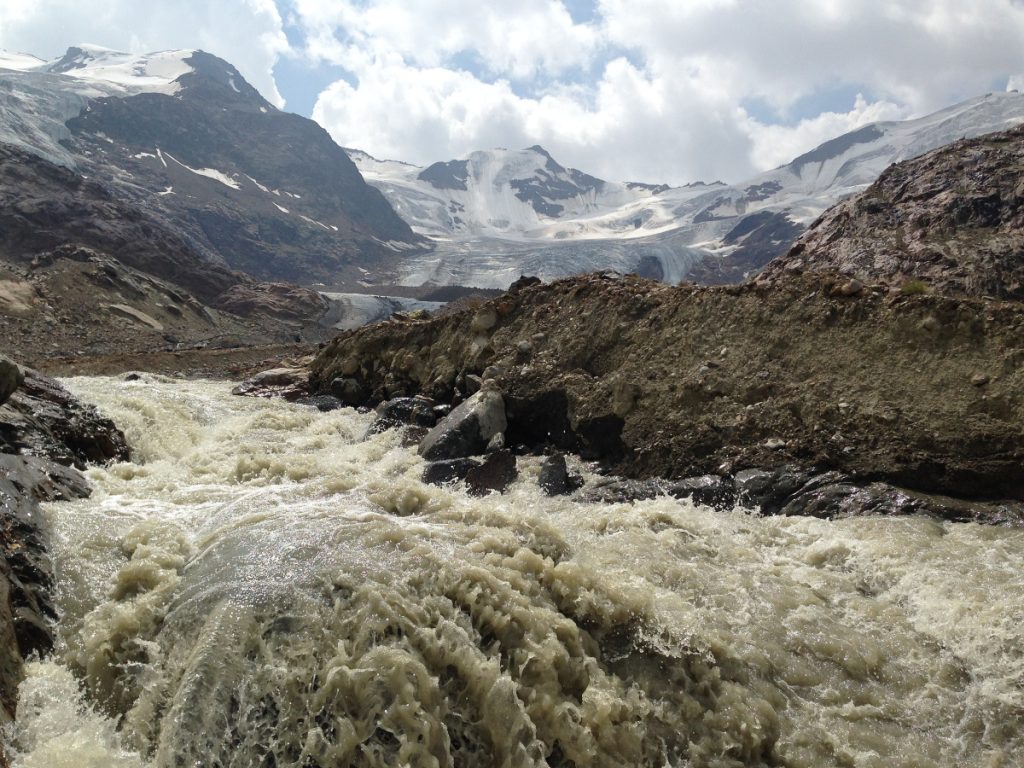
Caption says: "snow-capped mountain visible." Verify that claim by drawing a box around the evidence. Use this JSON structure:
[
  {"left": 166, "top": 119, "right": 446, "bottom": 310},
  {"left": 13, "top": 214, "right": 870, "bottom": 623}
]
[
  {"left": 349, "top": 91, "right": 1024, "bottom": 288},
  {"left": 0, "top": 45, "right": 418, "bottom": 284}
]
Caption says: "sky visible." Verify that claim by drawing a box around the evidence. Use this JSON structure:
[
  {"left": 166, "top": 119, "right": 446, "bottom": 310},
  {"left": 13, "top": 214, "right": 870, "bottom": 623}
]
[{"left": 1, "top": 0, "right": 1023, "bottom": 185}]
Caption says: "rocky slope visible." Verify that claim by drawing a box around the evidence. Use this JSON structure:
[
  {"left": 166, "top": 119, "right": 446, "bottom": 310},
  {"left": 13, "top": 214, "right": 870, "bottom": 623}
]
[
  {"left": 310, "top": 128, "right": 1024, "bottom": 511},
  {"left": 311, "top": 272, "right": 1023, "bottom": 503},
  {"left": 760, "top": 125, "right": 1024, "bottom": 298},
  {"left": 0, "top": 356, "right": 129, "bottom": 760},
  {"left": 0, "top": 142, "right": 357, "bottom": 366}
]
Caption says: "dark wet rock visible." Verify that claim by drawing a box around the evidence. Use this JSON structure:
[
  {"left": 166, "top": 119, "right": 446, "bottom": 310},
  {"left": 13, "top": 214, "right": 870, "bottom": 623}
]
[
  {"left": 778, "top": 479, "right": 1024, "bottom": 525},
  {"left": 465, "top": 450, "right": 518, "bottom": 496},
  {"left": 330, "top": 376, "right": 368, "bottom": 407},
  {"left": 0, "top": 368, "right": 130, "bottom": 469},
  {"left": 418, "top": 384, "right": 506, "bottom": 461},
  {"left": 577, "top": 478, "right": 667, "bottom": 504},
  {"left": 508, "top": 275, "right": 542, "bottom": 292},
  {"left": 123, "top": 372, "right": 142, "bottom": 382},
  {"left": 0, "top": 358, "right": 22, "bottom": 407},
  {"left": 422, "top": 457, "right": 482, "bottom": 487},
  {"left": 735, "top": 466, "right": 816, "bottom": 514},
  {"left": 667, "top": 475, "right": 736, "bottom": 509},
  {"left": 538, "top": 453, "right": 583, "bottom": 496},
  {"left": 0, "top": 454, "right": 92, "bottom": 720},
  {"left": 368, "top": 396, "right": 438, "bottom": 435},
  {"left": 464, "top": 374, "right": 482, "bottom": 395},
  {"left": 295, "top": 395, "right": 344, "bottom": 412},
  {"left": 400, "top": 426, "right": 430, "bottom": 447}
]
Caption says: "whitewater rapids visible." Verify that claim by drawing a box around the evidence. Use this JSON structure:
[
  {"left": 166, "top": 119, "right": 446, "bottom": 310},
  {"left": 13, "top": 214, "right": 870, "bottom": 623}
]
[{"left": 5, "top": 376, "right": 1023, "bottom": 767}]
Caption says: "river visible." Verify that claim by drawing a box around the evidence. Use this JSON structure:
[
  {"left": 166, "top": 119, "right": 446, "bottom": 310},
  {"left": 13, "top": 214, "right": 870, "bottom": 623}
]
[{"left": 5, "top": 375, "right": 1023, "bottom": 767}]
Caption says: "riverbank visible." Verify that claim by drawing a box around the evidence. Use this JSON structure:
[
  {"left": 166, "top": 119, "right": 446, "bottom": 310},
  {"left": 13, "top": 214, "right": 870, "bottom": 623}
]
[{"left": 310, "top": 271, "right": 1024, "bottom": 505}]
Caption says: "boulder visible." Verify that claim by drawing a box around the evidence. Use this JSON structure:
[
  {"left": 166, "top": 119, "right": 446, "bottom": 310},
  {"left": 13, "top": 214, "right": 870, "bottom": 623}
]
[
  {"left": 667, "top": 475, "right": 736, "bottom": 509},
  {"left": 329, "top": 376, "right": 368, "bottom": 407},
  {"left": 231, "top": 366, "right": 309, "bottom": 400},
  {"left": 465, "top": 450, "right": 518, "bottom": 496},
  {"left": 368, "top": 396, "right": 438, "bottom": 435},
  {"left": 295, "top": 395, "right": 345, "bottom": 412},
  {"left": 577, "top": 478, "right": 666, "bottom": 504},
  {"left": 422, "top": 458, "right": 481, "bottom": 487},
  {"left": 418, "top": 383, "right": 507, "bottom": 461},
  {"left": 0, "top": 357, "right": 22, "bottom": 407},
  {"left": 538, "top": 453, "right": 583, "bottom": 496}
]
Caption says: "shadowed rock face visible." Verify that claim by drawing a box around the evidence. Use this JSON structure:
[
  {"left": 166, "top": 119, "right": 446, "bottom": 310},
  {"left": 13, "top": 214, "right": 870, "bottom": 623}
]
[
  {"left": 760, "top": 125, "right": 1024, "bottom": 298},
  {"left": 0, "top": 365, "right": 129, "bottom": 741},
  {"left": 61, "top": 51, "right": 419, "bottom": 284},
  {"left": 0, "top": 143, "right": 238, "bottom": 303}
]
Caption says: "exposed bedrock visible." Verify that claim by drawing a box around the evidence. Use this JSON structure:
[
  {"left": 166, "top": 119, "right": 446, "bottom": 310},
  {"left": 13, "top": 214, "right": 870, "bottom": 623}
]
[
  {"left": 311, "top": 272, "right": 1024, "bottom": 506},
  {"left": 0, "top": 361, "right": 129, "bottom": 750}
]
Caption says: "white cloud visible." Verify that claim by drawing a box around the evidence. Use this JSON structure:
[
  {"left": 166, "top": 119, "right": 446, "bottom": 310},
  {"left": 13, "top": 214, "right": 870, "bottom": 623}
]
[
  {"left": 0, "top": 0, "right": 290, "bottom": 107},
  {"left": 291, "top": 0, "right": 598, "bottom": 80},
  {"left": 298, "top": 0, "right": 1024, "bottom": 184}
]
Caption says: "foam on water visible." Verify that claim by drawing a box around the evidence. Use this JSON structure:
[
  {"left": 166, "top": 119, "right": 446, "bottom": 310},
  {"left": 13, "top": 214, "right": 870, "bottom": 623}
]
[{"left": 6, "top": 375, "right": 1023, "bottom": 767}]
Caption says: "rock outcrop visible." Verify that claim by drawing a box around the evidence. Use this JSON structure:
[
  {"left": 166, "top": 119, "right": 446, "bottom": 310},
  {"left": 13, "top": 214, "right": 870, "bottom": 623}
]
[
  {"left": 0, "top": 368, "right": 130, "bottom": 469},
  {"left": 0, "top": 362, "right": 129, "bottom": 745},
  {"left": 759, "top": 125, "right": 1024, "bottom": 298}
]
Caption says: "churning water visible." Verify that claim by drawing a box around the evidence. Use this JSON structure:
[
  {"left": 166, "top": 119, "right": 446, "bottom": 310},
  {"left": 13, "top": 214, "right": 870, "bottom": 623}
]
[{"left": 5, "top": 376, "right": 1023, "bottom": 767}]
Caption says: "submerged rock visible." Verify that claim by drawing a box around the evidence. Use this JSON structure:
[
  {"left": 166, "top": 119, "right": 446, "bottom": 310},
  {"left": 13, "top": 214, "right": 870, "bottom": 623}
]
[
  {"left": 465, "top": 450, "right": 518, "bottom": 496},
  {"left": 538, "top": 453, "right": 583, "bottom": 496},
  {"left": 422, "top": 458, "right": 482, "bottom": 487}
]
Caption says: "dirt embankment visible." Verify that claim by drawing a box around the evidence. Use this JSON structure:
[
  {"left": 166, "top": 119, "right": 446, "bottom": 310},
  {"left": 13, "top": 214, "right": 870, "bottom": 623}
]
[{"left": 311, "top": 272, "right": 1024, "bottom": 501}]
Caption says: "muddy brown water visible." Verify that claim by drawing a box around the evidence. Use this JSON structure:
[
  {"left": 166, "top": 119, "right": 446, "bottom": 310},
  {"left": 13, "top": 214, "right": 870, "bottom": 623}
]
[{"left": 5, "top": 376, "right": 1022, "bottom": 767}]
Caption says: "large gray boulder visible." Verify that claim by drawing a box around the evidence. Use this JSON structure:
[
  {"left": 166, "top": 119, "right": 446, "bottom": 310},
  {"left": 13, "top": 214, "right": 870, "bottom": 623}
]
[
  {"left": 418, "top": 382, "right": 507, "bottom": 461},
  {"left": 0, "top": 356, "right": 23, "bottom": 407}
]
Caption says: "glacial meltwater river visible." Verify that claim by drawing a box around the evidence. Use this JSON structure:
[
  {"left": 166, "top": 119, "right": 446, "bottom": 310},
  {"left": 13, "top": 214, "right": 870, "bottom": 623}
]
[{"left": 5, "top": 376, "right": 1023, "bottom": 767}]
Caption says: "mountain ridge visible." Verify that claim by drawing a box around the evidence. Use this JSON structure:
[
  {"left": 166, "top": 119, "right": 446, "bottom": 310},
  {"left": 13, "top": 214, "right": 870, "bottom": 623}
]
[
  {"left": 347, "top": 90, "right": 1024, "bottom": 288},
  {"left": 0, "top": 45, "right": 421, "bottom": 285}
]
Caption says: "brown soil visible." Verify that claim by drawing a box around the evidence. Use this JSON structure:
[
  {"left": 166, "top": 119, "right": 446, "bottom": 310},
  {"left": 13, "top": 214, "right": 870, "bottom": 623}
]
[
  {"left": 34, "top": 343, "right": 316, "bottom": 380},
  {"left": 311, "top": 272, "right": 1024, "bottom": 501}
]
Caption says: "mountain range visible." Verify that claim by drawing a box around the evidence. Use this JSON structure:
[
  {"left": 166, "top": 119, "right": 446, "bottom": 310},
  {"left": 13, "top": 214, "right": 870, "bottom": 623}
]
[
  {"left": 1, "top": 43, "right": 1022, "bottom": 313},
  {"left": 348, "top": 91, "right": 1024, "bottom": 288}
]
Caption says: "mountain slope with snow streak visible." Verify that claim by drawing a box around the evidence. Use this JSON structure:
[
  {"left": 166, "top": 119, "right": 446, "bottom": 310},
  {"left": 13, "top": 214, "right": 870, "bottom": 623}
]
[{"left": 0, "top": 45, "right": 419, "bottom": 284}]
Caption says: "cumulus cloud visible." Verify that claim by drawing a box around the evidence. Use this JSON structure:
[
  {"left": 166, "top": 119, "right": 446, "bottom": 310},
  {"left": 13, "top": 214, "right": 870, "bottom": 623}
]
[
  {"left": 296, "top": 0, "right": 1024, "bottom": 184},
  {"left": 0, "top": 0, "right": 290, "bottom": 107}
]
